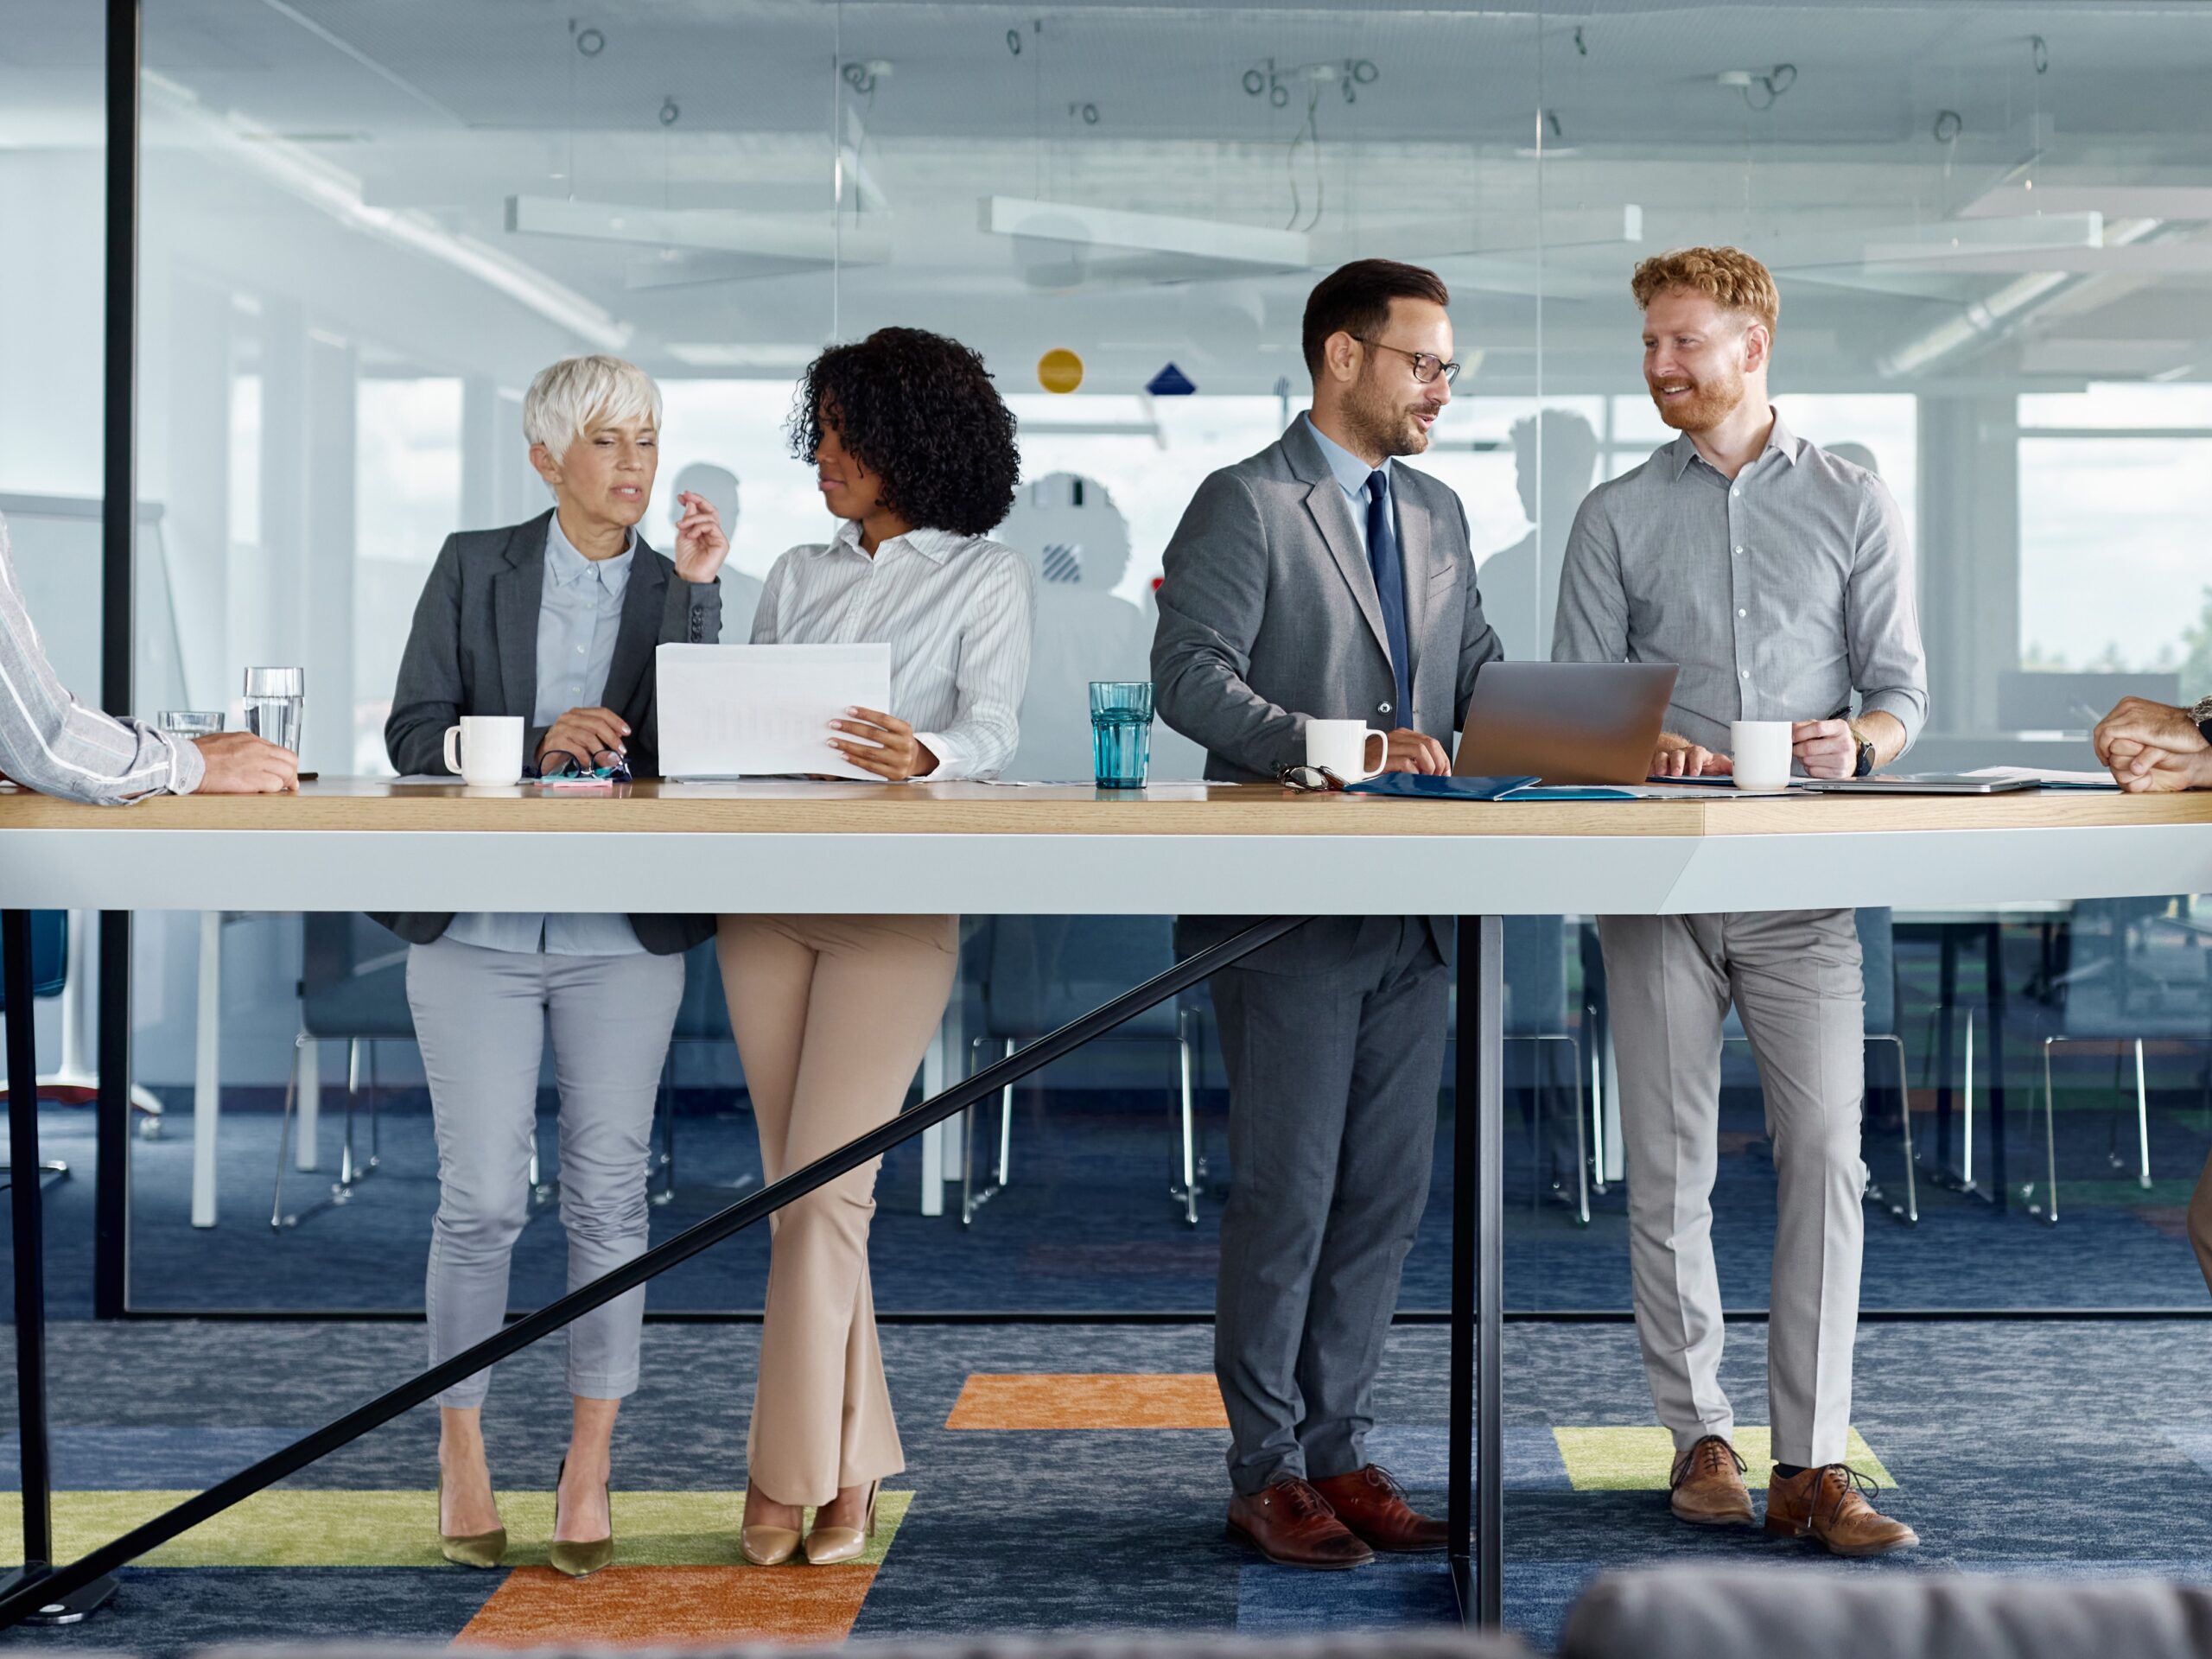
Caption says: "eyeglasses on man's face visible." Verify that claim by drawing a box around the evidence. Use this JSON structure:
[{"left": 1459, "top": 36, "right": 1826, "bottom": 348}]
[{"left": 1356, "top": 338, "right": 1461, "bottom": 385}]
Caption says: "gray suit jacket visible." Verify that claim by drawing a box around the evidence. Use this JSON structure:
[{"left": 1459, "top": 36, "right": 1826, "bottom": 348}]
[
  {"left": 1152, "top": 418, "right": 1503, "bottom": 970},
  {"left": 374, "top": 510, "right": 721, "bottom": 955}
]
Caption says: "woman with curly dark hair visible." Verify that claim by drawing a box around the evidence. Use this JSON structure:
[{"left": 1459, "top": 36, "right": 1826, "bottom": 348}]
[{"left": 721, "top": 327, "right": 1032, "bottom": 1567}]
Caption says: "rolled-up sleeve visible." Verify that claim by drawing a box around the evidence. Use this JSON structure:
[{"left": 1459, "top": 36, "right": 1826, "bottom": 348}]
[
  {"left": 914, "top": 546, "right": 1033, "bottom": 781},
  {"left": 0, "top": 515, "right": 196, "bottom": 804},
  {"left": 1847, "top": 475, "right": 1929, "bottom": 751}
]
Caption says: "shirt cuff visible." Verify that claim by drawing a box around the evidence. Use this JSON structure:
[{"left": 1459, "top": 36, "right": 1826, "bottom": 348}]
[
  {"left": 166, "top": 730, "right": 207, "bottom": 795},
  {"left": 1857, "top": 692, "right": 1925, "bottom": 756},
  {"left": 912, "top": 732, "right": 963, "bottom": 781}
]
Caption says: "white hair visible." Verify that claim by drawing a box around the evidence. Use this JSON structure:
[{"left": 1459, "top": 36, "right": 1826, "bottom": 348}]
[{"left": 522, "top": 354, "right": 662, "bottom": 459}]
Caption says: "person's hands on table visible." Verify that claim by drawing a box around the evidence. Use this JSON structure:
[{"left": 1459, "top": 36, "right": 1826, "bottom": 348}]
[
  {"left": 1649, "top": 733, "right": 1732, "bottom": 778},
  {"left": 671, "top": 490, "right": 730, "bottom": 586},
  {"left": 539, "top": 707, "right": 629, "bottom": 769},
  {"left": 1380, "top": 729, "right": 1450, "bottom": 775},
  {"left": 2104, "top": 735, "right": 2212, "bottom": 793},
  {"left": 194, "top": 732, "right": 299, "bottom": 794},
  {"left": 1791, "top": 718, "right": 1857, "bottom": 779},
  {"left": 830, "top": 706, "right": 939, "bottom": 781},
  {"left": 2094, "top": 696, "right": 2206, "bottom": 770}
]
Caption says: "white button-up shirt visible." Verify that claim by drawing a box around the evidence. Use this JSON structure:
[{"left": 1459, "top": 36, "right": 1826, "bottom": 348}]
[{"left": 752, "top": 520, "right": 1034, "bottom": 780}]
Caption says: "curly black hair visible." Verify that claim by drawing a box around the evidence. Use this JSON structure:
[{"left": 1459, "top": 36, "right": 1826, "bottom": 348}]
[{"left": 787, "top": 327, "right": 1020, "bottom": 537}]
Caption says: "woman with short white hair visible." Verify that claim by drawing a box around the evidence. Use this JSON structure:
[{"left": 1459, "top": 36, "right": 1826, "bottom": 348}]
[{"left": 379, "top": 353, "right": 729, "bottom": 1577}]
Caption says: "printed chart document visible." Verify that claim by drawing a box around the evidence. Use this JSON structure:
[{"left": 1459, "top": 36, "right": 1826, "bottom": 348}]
[{"left": 657, "top": 643, "right": 893, "bottom": 781}]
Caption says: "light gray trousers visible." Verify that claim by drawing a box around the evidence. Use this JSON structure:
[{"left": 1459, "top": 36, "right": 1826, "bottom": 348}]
[
  {"left": 407, "top": 935, "right": 684, "bottom": 1410},
  {"left": 1597, "top": 909, "right": 1866, "bottom": 1468},
  {"left": 1211, "top": 918, "right": 1449, "bottom": 1496}
]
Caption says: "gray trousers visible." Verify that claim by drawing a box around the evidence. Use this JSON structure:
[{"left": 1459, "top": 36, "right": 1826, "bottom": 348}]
[
  {"left": 407, "top": 936, "right": 684, "bottom": 1409},
  {"left": 1211, "top": 918, "right": 1448, "bottom": 1496},
  {"left": 1597, "top": 908, "right": 1866, "bottom": 1467}
]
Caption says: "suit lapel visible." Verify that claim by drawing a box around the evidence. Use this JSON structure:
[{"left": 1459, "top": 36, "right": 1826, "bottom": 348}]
[
  {"left": 493, "top": 512, "right": 550, "bottom": 717},
  {"left": 1299, "top": 469, "right": 1393, "bottom": 667},
  {"left": 600, "top": 536, "right": 669, "bottom": 721}
]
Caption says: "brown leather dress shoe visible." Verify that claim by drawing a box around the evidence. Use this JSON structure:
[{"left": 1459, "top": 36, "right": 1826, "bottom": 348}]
[
  {"left": 1765, "top": 1464, "right": 1919, "bottom": 1557},
  {"left": 1669, "top": 1434, "right": 1753, "bottom": 1528},
  {"left": 1310, "top": 1465, "right": 1449, "bottom": 1553},
  {"left": 1226, "top": 1478, "right": 1375, "bottom": 1570}
]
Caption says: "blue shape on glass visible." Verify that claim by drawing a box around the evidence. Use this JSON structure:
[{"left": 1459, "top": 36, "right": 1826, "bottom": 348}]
[{"left": 1145, "top": 362, "right": 1198, "bottom": 397}]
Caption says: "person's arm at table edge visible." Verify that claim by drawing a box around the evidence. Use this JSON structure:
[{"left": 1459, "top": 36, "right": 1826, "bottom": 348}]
[
  {"left": 0, "top": 518, "right": 204, "bottom": 804},
  {"left": 911, "top": 545, "right": 1033, "bottom": 781},
  {"left": 385, "top": 536, "right": 470, "bottom": 776},
  {"left": 1151, "top": 471, "right": 1306, "bottom": 779},
  {"left": 1844, "top": 474, "right": 1928, "bottom": 769}
]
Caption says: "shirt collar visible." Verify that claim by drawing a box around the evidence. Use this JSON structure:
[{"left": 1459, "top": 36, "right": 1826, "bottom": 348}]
[
  {"left": 1301, "top": 411, "right": 1390, "bottom": 499},
  {"left": 1665, "top": 404, "right": 1802, "bottom": 482},
  {"left": 824, "top": 518, "right": 964, "bottom": 565},
  {"left": 545, "top": 512, "right": 634, "bottom": 594}
]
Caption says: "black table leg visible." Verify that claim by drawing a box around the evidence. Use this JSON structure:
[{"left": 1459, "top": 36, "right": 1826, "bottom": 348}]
[
  {"left": 1449, "top": 915, "right": 1503, "bottom": 1630},
  {"left": 1, "top": 911, "right": 118, "bottom": 1624},
  {"left": 1985, "top": 920, "right": 2007, "bottom": 1213}
]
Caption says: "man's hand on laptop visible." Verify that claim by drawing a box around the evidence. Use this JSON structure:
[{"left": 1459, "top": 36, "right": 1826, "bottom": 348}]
[
  {"left": 1649, "top": 733, "right": 1732, "bottom": 778},
  {"left": 539, "top": 708, "right": 630, "bottom": 770},
  {"left": 1381, "top": 730, "right": 1451, "bottom": 775}
]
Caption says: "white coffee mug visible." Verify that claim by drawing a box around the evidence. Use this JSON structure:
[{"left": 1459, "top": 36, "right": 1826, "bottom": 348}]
[
  {"left": 1730, "top": 720, "right": 1795, "bottom": 791},
  {"left": 1306, "top": 719, "right": 1389, "bottom": 782},
  {"left": 443, "top": 715, "right": 525, "bottom": 786}
]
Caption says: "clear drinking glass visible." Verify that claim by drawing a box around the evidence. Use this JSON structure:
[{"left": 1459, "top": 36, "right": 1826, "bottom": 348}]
[
  {"left": 1089, "top": 680, "right": 1154, "bottom": 789},
  {"left": 156, "top": 711, "right": 225, "bottom": 737},
  {"left": 241, "top": 667, "right": 304, "bottom": 753}
]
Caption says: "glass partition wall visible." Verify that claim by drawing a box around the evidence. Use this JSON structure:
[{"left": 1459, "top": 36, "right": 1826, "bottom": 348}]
[{"left": 67, "top": 0, "right": 2212, "bottom": 1314}]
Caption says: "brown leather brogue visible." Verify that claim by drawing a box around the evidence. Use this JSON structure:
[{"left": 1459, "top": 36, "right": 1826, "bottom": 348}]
[
  {"left": 1764, "top": 1464, "right": 1919, "bottom": 1557},
  {"left": 1226, "top": 1477, "right": 1375, "bottom": 1570},
  {"left": 1669, "top": 1434, "right": 1753, "bottom": 1528},
  {"left": 1309, "top": 1465, "right": 1449, "bottom": 1553}
]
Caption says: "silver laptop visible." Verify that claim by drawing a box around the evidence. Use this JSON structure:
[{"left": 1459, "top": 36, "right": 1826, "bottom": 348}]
[
  {"left": 1453, "top": 663, "right": 1680, "bottom": 785},
  {"left": 1800, "top": 774, "right": 2039, "bottom": 795}
]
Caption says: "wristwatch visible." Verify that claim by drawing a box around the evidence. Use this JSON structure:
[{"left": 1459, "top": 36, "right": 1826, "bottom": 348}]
[
  {"left": 2190, "top": 694, "right": 2212, "bottom": 747},
  {"left": 1848, "top": 721, "right": 1877, "bottom": 778}
]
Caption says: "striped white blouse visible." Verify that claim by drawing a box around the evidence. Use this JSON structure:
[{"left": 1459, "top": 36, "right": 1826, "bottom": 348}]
[{"left": 752, "top": 520, "right": 1034, "bottom": 781}]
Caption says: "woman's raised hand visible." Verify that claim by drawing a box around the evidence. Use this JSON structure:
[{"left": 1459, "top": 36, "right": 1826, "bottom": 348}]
[
  {"left": 830, "top": 706, "right": 938, "bottom": 781},
  {"left": 671, "top": 490, "right": 729, "bottom": 585}
]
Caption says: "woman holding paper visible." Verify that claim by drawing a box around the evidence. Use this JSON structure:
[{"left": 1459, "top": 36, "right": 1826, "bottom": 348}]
[
  {"left": 380, "top": 353, "right": 728, "bottom": 1576},
  {"left": 724, "top": 327, "right": 1030, "bottom": 1565}
]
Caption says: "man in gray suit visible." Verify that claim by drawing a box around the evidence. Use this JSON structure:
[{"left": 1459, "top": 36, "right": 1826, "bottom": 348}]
[{"left": 1154, "top": 259, "right": 1502, "bottom": 1570}]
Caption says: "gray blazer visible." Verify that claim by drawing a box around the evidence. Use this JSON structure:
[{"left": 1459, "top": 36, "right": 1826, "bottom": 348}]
[
  {"left": 374, "top": 510, "right": 721, "bottom": 956},
  {"left": 1152, "top": 418, "right": 1503, "bottom": 969}
]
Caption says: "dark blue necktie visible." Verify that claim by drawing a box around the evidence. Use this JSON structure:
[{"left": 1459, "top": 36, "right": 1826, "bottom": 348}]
[{"left": 1365, "top": 468, "right": 1414, "bottom": 721}]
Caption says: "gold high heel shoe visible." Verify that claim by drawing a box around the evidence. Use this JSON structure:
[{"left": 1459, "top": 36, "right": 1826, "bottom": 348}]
[
  {"left": 548, "top": 1457, "right": 615, "bottom": 1580},
  {"left": 803, "top": 1480, "right": 879, "bottom": 1567},
  {"left": 740, "top": 1488, "right": 803, "bottom": 1567},
  {"left": 436, "top": 1471, "right": 508, "bottom": 1569}
]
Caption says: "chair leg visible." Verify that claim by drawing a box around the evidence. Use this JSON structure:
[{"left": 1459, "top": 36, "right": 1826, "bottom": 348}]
[
  {"left": 1874, "top": 1033, "right": 1916, "bottom": 1224},
  {"left": 270, "top": 1034, "right": 303, "bottom": 1230},
  {"left": 365, "top": 1042, "right": 382, "bottom": 1173},
  {"left": 1566, "top": 1033, "right": 1588, "bottom": 1226},
  {"left": 1586, "top": 1007, "right": 1608, "bottom": 1196},
  {"left": 1961, "top": 1010, "right": 1975, "bottom": 1190},
  {"left": 998, "top": 1036, "right": 1015, "bottom": 1185},
  {"left": 2039, "top": 1038, "right": 2062, "bottom": 1224},
  {"left": 338, "top": 1039, "right": 360, "bottom": 1192},
  {"left": 2136, "top": 1037, "right": 2153, "bottom": 1190},
  {"left": 651, "top": 1046, "right": 676, "bottom": 1208},
  {"left": 1175, "top": 1014, "right": 1198, "bottom": 1226}
]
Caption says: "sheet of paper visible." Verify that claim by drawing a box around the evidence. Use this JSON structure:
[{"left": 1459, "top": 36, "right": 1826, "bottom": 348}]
[
  {"left": 1965, "top": 765, "right": 2120, "bottom": 789},
  {"left": 656, "top": 643, "right": 893, "bottom": 781}
]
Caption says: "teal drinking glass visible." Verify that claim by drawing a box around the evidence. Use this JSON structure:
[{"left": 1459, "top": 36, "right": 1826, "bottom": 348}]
[{"left": 1089, "top": 680, "right": 1154, "bottom": 789}]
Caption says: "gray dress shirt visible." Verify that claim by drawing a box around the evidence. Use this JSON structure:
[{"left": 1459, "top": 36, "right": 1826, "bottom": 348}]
[
  {"left": 446, "top": 516, "right": 643, "bottom": 956},
  {"left": 1552, "top": 407, "right": 1928, "bottom": 754}
]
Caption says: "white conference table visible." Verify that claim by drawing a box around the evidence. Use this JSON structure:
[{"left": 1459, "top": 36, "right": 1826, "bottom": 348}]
[{"left": 5, "top": 774, "right": 2212, "bottom": 1626}]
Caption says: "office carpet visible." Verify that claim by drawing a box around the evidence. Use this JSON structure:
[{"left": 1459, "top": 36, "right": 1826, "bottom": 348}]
[{"left": 0, "top": 1319, "right": 2210, "bottom": 1655}]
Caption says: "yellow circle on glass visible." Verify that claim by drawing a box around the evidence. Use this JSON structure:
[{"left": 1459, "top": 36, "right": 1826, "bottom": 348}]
[{"left": 1037, "top": 349, "right": 1085, "bottom": 394}]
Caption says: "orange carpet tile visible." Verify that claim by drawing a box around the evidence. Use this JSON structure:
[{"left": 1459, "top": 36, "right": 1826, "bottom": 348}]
[
  {"left": 945, "top": 1372, "right": 1229, "bottom": 1430},
  {"left": 454, "top": 1564, "right": 877, "bottom": 1649}
]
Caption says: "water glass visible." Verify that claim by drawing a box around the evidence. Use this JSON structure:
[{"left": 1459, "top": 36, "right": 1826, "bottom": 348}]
[
  {"left": 1090, "top": 680, "right": 1154, "bottom": 790},
  {"left": 243, "top": 666, "right": 305, "bottom": 753},
  {"left": 156, "top": 711, "right": 225, "bottom": 738}
]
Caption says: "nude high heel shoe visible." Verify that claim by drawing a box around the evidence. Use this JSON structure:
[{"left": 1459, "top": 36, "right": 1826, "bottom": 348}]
[
  {"left": 741, "top": 1488, "right": 803, "bottom": 1567},
  {"left": 548, "top": 1457, "right": 614, "bottom": 1580},
  {"left": 803, "top": 1480, "right": 879, "bottom": 1566}
]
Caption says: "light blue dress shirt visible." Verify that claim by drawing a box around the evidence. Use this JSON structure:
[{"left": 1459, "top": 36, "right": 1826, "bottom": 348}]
[
  {"left": 446, "top": 515, "right": 645, "bottom": 957},
  {"left": 1300, "top": 410, "right": 1397, "bottom": 558}
]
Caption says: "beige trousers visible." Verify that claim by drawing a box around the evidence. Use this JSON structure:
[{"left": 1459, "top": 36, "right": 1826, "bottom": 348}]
[{"left": 717, "top": 912, "right": 958, "bottom": 1506}]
